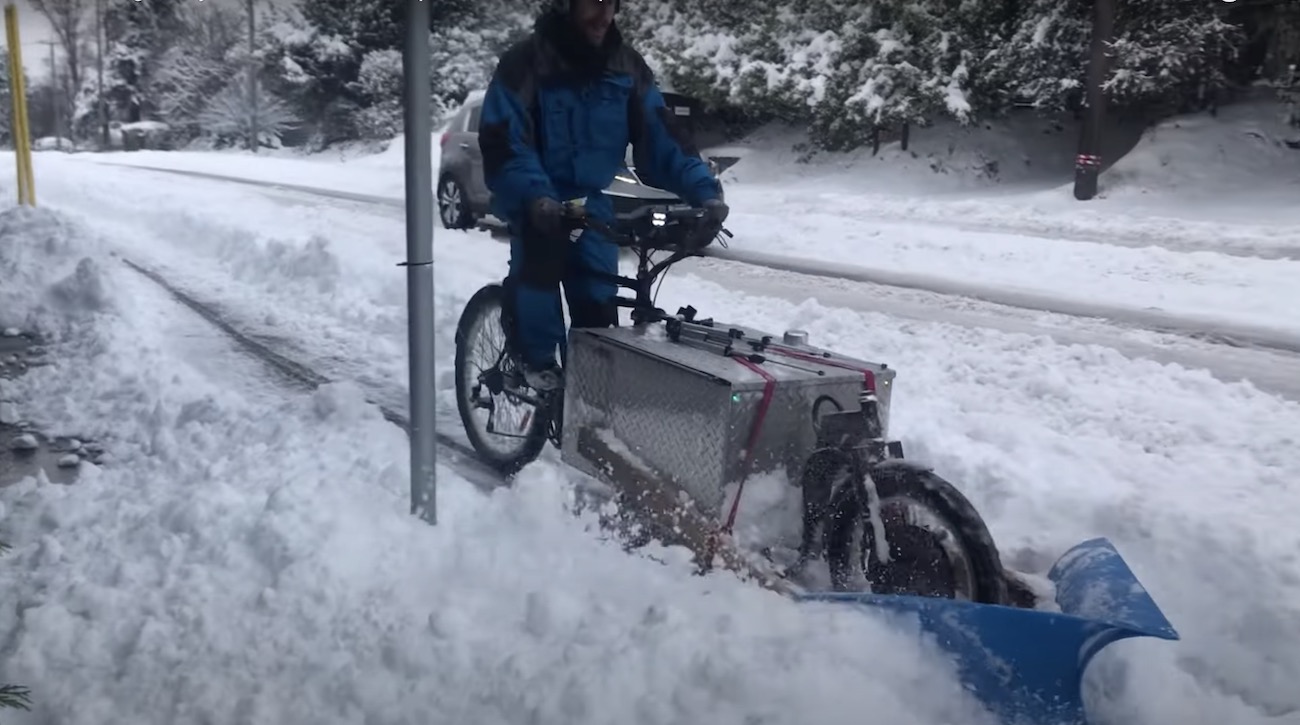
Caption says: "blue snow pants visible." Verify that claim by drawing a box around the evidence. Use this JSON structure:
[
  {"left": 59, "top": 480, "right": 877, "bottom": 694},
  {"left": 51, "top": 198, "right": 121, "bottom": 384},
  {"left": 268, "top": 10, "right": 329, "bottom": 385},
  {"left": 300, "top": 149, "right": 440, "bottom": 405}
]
[{"left": 505, "top": 228, "right": 619, "bottom": 369}]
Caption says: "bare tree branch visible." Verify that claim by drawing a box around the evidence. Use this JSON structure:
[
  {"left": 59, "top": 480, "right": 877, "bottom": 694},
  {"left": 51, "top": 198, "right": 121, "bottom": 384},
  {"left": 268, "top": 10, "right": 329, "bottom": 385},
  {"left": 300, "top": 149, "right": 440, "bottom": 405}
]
[{"left": 29, "top": 0, "right": 86, "bottom": 93}]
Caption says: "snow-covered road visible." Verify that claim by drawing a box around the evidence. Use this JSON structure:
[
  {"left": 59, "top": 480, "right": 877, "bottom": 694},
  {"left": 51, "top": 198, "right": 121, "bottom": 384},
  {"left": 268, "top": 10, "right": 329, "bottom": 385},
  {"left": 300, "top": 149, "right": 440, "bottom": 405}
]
[
  {"left": 1, "top": 135, "right": 1299, "bottom": 725},
  {"left": 64, "top": 155, "right": 1300, "bottom": 354},
  {"left": 34, "top": 153, "right": 1300, "bottom": 398}
]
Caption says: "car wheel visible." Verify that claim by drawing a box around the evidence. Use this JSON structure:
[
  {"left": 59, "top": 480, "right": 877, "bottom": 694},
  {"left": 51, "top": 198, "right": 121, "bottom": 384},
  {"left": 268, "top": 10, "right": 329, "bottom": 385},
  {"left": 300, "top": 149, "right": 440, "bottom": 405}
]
[{"left": 438, "top": 175, "right": 473, "bottom": 230}]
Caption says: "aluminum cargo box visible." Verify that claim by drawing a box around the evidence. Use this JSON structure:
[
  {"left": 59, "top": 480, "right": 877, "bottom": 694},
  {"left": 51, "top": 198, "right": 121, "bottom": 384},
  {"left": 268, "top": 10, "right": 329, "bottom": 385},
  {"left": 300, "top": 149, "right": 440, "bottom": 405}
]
[{"left": 560, "top": 322, "right": 896, "bottom": 517}]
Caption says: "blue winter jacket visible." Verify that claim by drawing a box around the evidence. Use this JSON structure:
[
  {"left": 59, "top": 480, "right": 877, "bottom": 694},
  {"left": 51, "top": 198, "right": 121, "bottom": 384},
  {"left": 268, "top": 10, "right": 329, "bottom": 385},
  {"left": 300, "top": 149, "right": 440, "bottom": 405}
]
[{"left": 477, "top": 17, "right": 721, "bottom": 233}]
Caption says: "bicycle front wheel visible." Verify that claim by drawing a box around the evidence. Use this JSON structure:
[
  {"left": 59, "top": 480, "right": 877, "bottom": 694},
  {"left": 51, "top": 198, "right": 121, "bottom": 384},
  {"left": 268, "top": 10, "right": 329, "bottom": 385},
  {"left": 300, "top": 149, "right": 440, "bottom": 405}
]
[{"left": 453, "top": 283, "right": 551, "bottom": 476}]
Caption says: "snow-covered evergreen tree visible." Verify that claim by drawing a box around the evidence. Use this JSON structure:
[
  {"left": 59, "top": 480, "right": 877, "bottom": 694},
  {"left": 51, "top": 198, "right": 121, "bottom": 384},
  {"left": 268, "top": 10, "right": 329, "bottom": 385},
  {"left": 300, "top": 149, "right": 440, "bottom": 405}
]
[
  {"left": 101, "top": 0, "right": 184, "bottom": 122},
  {"left": 148, "top": 1, "right": 245, "bottom": 141},
  {"left": 981, "top": 0, "right": 1091, "bottom": 113},
  {"left": 428, "top": 1, "right": 533, "bottom": 113},
  {"left": 51, "top": 0, "right": 1265, "bottom": 150},
  {"left": 1106, "top": 0, "right": 1243, "bottom": 114},
  {"left": 350, "top": 48, "right": 403, "bottom": 139},
  {"left": 624, "top": 0, "right": 980, "bottom": 150},
  {"left": 981, "top": 0, "right": 1242, "bottom": 115},
  {"left": 617, "top": 0, "right": 747, "bottom": 109},
  {"left": 69, "top": 0, "right": 183, "bottom": 138},
  {"left": 812, "top": 0, "right": 979, "bottom": 150},
  {"left": 258, "top": 5, "right": 362, "bottom": 146},
  {"left": 256, "top": 0, "right": 530, "bottom": 145}
]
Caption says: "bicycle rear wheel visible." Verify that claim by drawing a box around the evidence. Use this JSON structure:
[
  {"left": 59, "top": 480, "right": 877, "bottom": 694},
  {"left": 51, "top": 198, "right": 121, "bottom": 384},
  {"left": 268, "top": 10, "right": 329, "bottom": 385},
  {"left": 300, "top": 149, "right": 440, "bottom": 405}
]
[{"left": 454, "top": 283, "right": 551, "bottom": 475}]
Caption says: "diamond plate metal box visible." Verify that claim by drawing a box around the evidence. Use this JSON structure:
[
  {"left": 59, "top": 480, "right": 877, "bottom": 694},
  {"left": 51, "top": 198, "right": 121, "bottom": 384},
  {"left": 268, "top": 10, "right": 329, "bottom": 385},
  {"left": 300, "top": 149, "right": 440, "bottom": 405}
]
[{"left": 560, "top": 322, "right": 897, "bottom": 518}]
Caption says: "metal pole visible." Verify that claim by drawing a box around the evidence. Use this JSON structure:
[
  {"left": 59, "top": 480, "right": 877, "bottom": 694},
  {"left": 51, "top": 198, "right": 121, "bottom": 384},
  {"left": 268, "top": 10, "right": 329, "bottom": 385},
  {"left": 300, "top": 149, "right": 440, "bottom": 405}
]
[
  {"left": 403, "top": 0, "right": 437, "bottom": 524},
  {"left": 96, "top": 0, "right": 107, "bottom": 149},
  {"left": 1073, "top": 0, "right": 1116, "bottom": 200},
  {"left": 247, "top": 0, "right": 257, "bottom": 153}
]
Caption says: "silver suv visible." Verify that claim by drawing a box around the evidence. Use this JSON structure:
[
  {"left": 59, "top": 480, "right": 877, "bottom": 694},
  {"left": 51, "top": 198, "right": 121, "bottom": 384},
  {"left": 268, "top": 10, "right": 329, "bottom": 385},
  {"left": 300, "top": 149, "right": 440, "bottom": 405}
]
[{"left": 437, "top": 90, "right": 723, "bottom": 231}]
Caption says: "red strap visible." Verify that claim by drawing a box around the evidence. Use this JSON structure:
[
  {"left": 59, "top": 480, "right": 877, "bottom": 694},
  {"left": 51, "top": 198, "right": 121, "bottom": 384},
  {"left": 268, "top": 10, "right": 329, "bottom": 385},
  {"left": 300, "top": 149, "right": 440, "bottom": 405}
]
[
  {"left": 718, "top": 346, "right": 875, "bottom": 538},
  {"left": 767, "top": 344, "right": 876, "bottom": 391},
  {"left": 722, "top": 356, "right": 777, "bottom": 534}
]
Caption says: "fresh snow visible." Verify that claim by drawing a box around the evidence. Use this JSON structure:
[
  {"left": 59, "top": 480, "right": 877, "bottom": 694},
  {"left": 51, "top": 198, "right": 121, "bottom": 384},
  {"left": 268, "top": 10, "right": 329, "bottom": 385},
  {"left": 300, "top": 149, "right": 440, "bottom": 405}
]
[
  {"left": 0, "top": 205, "right": 993, "bottom": 725},
  {"left": 1, "top": 99, "right": 1299, "bottom": 724},
  {"left": 8, "top": 433, "right": 37, "bottom": 451}
]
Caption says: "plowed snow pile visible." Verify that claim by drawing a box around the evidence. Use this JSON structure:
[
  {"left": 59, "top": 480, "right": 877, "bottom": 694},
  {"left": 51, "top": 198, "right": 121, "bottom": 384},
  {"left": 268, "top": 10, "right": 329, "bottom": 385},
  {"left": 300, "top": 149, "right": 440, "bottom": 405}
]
[{"left": 0, "top": 205, "right": 992, "bottom": 724}]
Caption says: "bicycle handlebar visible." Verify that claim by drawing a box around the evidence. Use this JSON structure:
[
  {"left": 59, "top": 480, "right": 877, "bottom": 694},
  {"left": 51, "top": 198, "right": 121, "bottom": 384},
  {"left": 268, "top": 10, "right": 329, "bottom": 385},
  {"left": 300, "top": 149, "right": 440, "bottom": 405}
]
[
  {"left": 561, "top": 201, "right": 731, "bottom": 253},
  {"left": 550, "top": 200, "right": 732, "bottom": 322}
]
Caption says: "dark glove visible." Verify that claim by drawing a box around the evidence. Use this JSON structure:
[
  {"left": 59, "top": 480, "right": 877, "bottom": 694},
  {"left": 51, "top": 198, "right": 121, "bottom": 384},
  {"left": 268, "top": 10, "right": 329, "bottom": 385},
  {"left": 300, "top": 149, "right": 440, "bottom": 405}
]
[
  {"left": 702, "top": 198, "right": 729, "bottom": 226},
  {"left": 686, "top": 198, "right": 729, "bottom": 250},
  {"left": 528, "top": 196, "right": 565, "bottom": 239}
]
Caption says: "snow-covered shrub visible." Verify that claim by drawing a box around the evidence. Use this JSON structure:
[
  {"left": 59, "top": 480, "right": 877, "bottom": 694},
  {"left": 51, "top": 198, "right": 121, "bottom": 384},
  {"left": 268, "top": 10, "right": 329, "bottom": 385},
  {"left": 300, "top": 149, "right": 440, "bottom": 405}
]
[
  {"left": 429, "top": 7, "right": 534, "bottom": 118},
  {"left": 197, "top": 80, "right": 300, "bottom": 148},
  {"left": 979, "top": 0, "right": 1090, "bottom": 112},
  {"left": 623, "top": 0, "right": 981, "bottom": 149},
  {"left": 66, "top": 0, "right": 1261, "bottom": 152},
  {"left": 980, "top": 0, "right": 1243, "bottom": 115},
  {"left": 351, "top": 49, "right": 403, "bottom": 139},
  {"left": 623, "top": 0, "right": 1250, "bottom": 151}
]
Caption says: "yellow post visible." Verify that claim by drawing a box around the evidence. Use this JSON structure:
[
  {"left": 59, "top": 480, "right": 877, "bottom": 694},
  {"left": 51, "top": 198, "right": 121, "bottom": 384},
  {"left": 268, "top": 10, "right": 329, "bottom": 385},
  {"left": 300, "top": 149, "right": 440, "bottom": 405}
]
[
  {"left": 1, "top": 5, "right": 21, "bottom": 205},
  {"left": 4, "top": 3, "right": 34, "bottom": 206}
]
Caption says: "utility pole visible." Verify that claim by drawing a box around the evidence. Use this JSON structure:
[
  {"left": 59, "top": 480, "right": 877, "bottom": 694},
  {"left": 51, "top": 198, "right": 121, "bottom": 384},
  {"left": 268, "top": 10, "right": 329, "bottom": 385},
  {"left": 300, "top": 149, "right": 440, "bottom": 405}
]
[
  {"left": 246, "top": 0, "right": 257, "bottom": 153},
  {"left": 1073, "top": 0, "right": 1117, "bottom": 200},
  {"left": 96, "top": 0, "right": 107, "bottom": 149},
  {"left": 37, "top": 39, "right": 58, "bottom": 150},
  {"left": 402, "top": 0, "right": 437, "bottom": 524}
]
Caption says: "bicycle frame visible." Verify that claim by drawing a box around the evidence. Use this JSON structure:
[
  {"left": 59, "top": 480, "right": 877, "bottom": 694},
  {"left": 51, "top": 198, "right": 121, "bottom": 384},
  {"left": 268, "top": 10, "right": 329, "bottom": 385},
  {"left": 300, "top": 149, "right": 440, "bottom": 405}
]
[
  {"left": 465, "top": 204, "right": 728, "bottom": 451},
  {"left": 566, "top": 204, "right": 730, "bottom": 326}
]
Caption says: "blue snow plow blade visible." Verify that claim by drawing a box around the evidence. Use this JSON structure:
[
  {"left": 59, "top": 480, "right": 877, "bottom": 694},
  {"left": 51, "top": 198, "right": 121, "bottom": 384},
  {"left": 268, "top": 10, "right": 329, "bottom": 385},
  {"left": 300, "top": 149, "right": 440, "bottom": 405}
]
[{"left": 796, "top": 538, "right": 1179, "bottom": 725}]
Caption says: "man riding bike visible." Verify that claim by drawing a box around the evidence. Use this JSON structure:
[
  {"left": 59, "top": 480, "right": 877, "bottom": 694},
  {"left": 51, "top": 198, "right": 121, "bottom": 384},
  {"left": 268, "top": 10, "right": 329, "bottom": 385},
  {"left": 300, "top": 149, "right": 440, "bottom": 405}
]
[{"left": 478, "top": 0, "right": 729, "bottom": 393}]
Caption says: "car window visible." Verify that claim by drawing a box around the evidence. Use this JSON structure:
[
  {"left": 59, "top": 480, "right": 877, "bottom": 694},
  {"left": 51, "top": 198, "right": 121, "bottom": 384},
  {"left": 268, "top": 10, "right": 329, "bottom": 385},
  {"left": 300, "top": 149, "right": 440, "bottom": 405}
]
[{"left": 467, "top": 104, "right": 481, "bottom": 132}]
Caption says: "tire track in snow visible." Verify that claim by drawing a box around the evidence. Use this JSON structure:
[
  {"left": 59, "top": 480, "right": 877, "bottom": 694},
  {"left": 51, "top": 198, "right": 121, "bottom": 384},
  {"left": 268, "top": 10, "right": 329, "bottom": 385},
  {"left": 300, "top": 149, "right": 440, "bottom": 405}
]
[
  {"left": 673, "top": 255, "right": 1300, "bottom": 402},
  {"left": 119, "top": 257, "right": 510, "bottom": 495},
  {"left": 89, "top": 161, "right": 1300, "bottom": 357},
  {"left": 700, "top": 246, "right": 1300, "bottom": 355}
]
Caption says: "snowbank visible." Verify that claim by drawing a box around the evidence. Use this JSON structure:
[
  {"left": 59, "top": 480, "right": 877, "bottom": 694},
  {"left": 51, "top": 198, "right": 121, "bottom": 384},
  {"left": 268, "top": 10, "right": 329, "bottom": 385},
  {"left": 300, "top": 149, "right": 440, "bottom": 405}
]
[
  {"left": 712, "top": 99, "right": 1300, "bottom": 257},
  {"left": 0, "top": 207, "right": 115, "bottom": 337},
  {"left": 721, "top": 98, "right": 1298, "bottom": 204},
  {"left": 720, "top": 111, "right": 1096, "bottom": 194},
  {"left": 1102, "top": 98, "right": 1299, "bottom": 208},
  {"left": 79, "top": 147, "right": 409, "bottom": 196},
  {"left": 0, "top": 207, "right": 124, "bottom": 447},
  {"left": 0, "top": 205, "right": 994, "bottom": 724}
]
